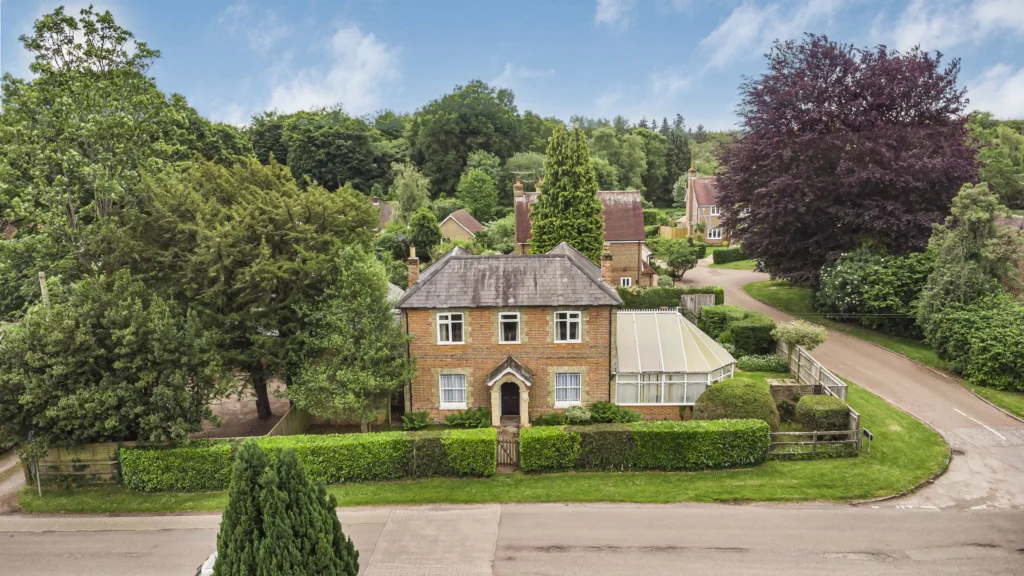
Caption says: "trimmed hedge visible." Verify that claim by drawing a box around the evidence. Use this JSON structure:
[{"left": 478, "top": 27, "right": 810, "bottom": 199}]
[
  {"left": 119, "top": 428, "right": 497, "bottom": 492},
  {"left": 121, "top": 441, "right": 234, "bottom": 492},
  {"left": 692, "top": 377, "right": 781, "bottom": 432},
  {"left": 520, "top": 420, "right": 770, "bottom": 473},
  {"left": 736, "top": 354, "right": 789, "bottom": 372},
  {"left": 713, "top": 247, "right": 748, "bottom": 264},
  {"left": 698, "top": 305, "right": 747, "bottom": 339},
  {"left": 617, "top": 285, "right": 725, "bottom": 309},
  {"left": 725, "top": 314, "right": 776, "bottom": 355},
  {"left": 796, "top": 396, "right": 850, "bottom": 432}
]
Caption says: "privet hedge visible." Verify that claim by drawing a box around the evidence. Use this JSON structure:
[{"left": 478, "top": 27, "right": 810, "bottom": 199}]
[
  {"left": 697, "top": 305, "right": 747, "bottom": 339},
  {"left": 519, "top": 420, "right": 769, "bottom": 473},
  {"left": 796, "top": 396, "right": 850, "bottom": 432},
  {"left": 736, "top": 354, "right": 789, "bottom": 372},
  {"left": 724, "top": 314, "right": 777, "bottom": 355},
  {"left": 617, "top": 285, "right": 725, "bottom": 308},
  {"left": 119, "top": 428, "right": 497, "bottom": 492},
  {"left": 712, "top": 247, "right": 749, "bottom": 264}
]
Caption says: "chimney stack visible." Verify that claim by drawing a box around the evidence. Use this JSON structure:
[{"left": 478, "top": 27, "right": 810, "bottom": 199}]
[
  {"left": 601, "top": 243, "right": 615, "bottom": 286},
  {"left": 687, "top": 164, "right": 696, "bottom": 177},
  {"left": 372, "top": 196, "right": 381, "bottom": 206},
  {"left": 513, "top": 178, "right": 524, "bottom": 198},
  {"left": 536, "top": 178, "right": 543, "bottom": 195},
  {"left": 407, "top": 245, "right": 420, "bottom": 288}
]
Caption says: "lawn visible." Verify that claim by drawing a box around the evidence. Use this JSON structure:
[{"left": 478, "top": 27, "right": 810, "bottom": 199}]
[
  {"left": 18, "top": 380, "right": 949, "bottom": 513},
  {"left": 743, "top": 279, "right": 1024, "bottom": 420},
  {"left": 710, "top": 259, "right": 756, "bottom": 270}
]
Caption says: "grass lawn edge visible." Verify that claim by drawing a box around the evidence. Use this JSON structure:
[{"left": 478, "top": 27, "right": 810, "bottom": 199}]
[{"left": 742, "top": 280, "right": 1024, "bottom": 423}]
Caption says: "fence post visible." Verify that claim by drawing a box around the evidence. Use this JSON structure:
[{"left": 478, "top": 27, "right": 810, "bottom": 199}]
[{"left": 812, "top": 431, "right": 817, "bottom": 454}]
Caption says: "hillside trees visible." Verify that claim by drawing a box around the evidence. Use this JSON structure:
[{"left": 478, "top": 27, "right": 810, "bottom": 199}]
[
  {"left": 718, "top": 35, "right": 977, "bottom": 282},
  {"left": 282, "top": 107, "right": 385, "bottom": 192},
  {"left": 456, "top": 168, "right": 498, "bottom": 222},
  {"left": 969, "top": 112, "right": 1024, "bottom": 209},
  {"left": 389, "top": 162, "right": 431, "bottom": 221},
  {"left": 529, "top": 124, "right": 605, "bottom": 260}
]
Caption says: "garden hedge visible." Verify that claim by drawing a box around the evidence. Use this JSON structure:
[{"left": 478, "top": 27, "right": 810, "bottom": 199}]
[
  {"left": 724, "top": 314, "right": 777, "bottom": 355},
  {"left": 736, "top": 354, "right": 789, "bottom": 372},
  {"left": 519, "top": 420, "right": 769, "bottom": 473},
  {"left": 617, "top": 285, "right": 725, "bottom": 308},
  {"left": 692, "top": 377, "right": 781, "bottom": 432},
  {"left": 796, "top": 396, "right": 850, "bottom": 432},
  {"left": 119, "top": 428, "right": 497, "bottom": 492},
  {"left": 697, "top": 305, "right": 747, "bottom": 339},
  {"left": 712, "top": 247, "right": 749, "bottom": 264}
]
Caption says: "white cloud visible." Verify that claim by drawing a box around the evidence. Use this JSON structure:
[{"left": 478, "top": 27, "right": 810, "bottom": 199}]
[
  {"left": 882, "top": 0, "right": 1024, "bottom": 51},
  {"left": 593, "top": 89, "right": 625, "bottom": 116},
  {"left": 490, "top": 63, "right": 554, "bottom": 89},
  {"left": 265, "top": 24, "right": 399, "bottom": 115},
  {"left": 968, "top": 63, "right": 1024, "bottom": 118},
  {"left": 650, "top": 69, "right": 690, "bottom": 99},
  {"left": 698, "top": 0, "right": 846, "bottom": 69},
  {"left": 595, "top": 0, "right": 638, "bottom": 28},
  {"left": 218, "top": 0, "right": 292, "bottom": 54}
]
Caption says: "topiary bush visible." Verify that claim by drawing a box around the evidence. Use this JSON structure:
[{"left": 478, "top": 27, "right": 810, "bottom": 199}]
[
  {"left": 724, "top": 314, "right": 777, "bottom": 355},
  {"left": 564, "top": 405, "right": 592, "bottom": 424},
  {"left": 531, "top": 412, "right": 567, "bottom": 426},
  {"left": 401, "top": 411, "right": 430, "bottom": 431},
  {"left": 795, "top": 395, "right": 850, "bottom": 432},
  {"left": 519, "top": 426, "right": 581, "bottom": 472},
  {"left": 737, "top": 354, "right": 789, "bottom": 372},
  {"left": 120, "top": 441, "right": 235, "bottom": 492},
  {"left": 713, "top": 247, "right": 749, "bottom": 264},
  {"left": 445, "top": 407, "right": 492, "bottom": 428},
  {"left": 589, "top": 401, "right": 643, "bottom": 424},
  {"left": 698, "top": 305, "right": 748, "bottom": 339},
  {"left": 692, "top": 378, "right": 781, "bottom": 431}
]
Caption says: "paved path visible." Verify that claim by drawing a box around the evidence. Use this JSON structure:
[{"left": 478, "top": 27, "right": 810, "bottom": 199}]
[
  {"left": 686, "top": 260, "right": 1024, "bottom": 509},
  {"left": 1, "top": 504, "right": 1022, "bottom": 575},
  {"left": 0, "top": 452, "right": 25, "bottom": 514}
]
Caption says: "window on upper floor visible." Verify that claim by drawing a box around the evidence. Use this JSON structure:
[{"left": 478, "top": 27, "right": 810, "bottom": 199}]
[
  {"left": 709, "top": 205, "right": 720, "bottom": 216},
  {"left": 437, "top": 312, "right": 464, "bottom": 344},
  {"left": 554, "top": 311, "right": 581, "bottom": 343},
  {"left": 499, "top": 312, "right": 520, "bottom": 344}
]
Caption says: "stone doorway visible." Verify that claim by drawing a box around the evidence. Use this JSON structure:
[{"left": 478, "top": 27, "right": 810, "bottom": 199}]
[{"left": 501, "top": 382, "right": 520, "bottom": 416}]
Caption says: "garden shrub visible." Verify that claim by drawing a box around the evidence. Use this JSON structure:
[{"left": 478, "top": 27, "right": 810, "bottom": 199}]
[
  {"left": 401, "top": 411, "right": 430, "bottom": 431},
  {"left": 617, "top": 285, "right": 725, "bottom": 308},
  {"left": 657, "top": 275, "right": 674, "bottom": 287},
  {"left": 712, "top": 247, "right": 749, "bottom": 264},
  {"left": 589, "top": 401, "right": 642, "bottom": 424},
  {"left": 445, "top": 407, "right": 492, "bottom": 428},
  {"left": 724, "top": 314, "right": 776, "bottom": 355},
  {"left": 698, "top": 305, "right": 747, "bottom": 339},
  {"left": 572, "top": 424, "right": 634, "bottom": 470},
  {"left": 564, "top": 405, "right": 592, "bottom": 424},
  {"left": 690, "top": 241, "right": 707, "bottom": 259},
  {"left": 692, "top": 378, "right": 781, "bottom": 431},
  {"left": 736, "top": 354, "right": 788, "bottom": 372},
  {"left": 519, "top": 426, "right": 581, "bottom": 472},
  {"left": 928, "top": 293, "right": 1024, "bottom": 391},
  {"left": 531, "top": 412, "right": 567, "bottom": 426},
  {"left": 816, "top": 247, "right": 933, "bottom": 338},
  {"left": 776, "top": 399, "right": 797, "bottom": 423},
  {"left": 645, "top": 225, "right": 660, "bottom": 238},
  {"left": 442, "top": 428, "right": 497, "bottom": 476},
  {"left": 795, "top": 396, "right": 850, "bottom": 432},
  {"left": 120, "top": 441, "right": 235, "bottom": 492}
]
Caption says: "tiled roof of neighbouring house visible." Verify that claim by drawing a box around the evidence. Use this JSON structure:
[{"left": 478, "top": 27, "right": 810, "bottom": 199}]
[
  {"left": 515, "top": 190, "right": 646, "bottom": 245},
  {"left": 442, "top": 209, "right": 485, "bottom": 234},
  {"left": 690, "top": 176, "right": 719, "bottom": 206},
  {"left": 396, "top": 243, "right": 623, "bottom": 309}
]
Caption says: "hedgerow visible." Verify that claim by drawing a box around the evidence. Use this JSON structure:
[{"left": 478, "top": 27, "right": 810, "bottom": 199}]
[
  {"left": 736, "top": 354, "right": 789, "bottom": 372},
  {"left": 120, "top": 441, "right": 235, "bottom": 492},
  {"left": 697, "top": 305, "right": 747, "bottom": 339},
  {"left": 712, "top": 247, "right": 749, "bottom": 264},
  {"left": 519, "top": 420, "right": 769, "bottom": 473}
]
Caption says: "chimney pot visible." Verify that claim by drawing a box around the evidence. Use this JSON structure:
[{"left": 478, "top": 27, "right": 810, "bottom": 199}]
[
  {"left": 372, "top": 196, "right": 381, "bottom": 205},
  {"left": 513, "top": 178, "right": 524, "bottom": 198}
]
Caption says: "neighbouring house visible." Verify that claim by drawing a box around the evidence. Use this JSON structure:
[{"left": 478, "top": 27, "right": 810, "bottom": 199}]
[
  {"left": 513, "top": 178, "right": 655, "bottom": 287},
  {"left": 395, "top": 242, "right": 735, "bottom": 426},
  {"left": 684, "top": 165, "right": 728, "bottom": 245},
  {"left": 439, "top": 209, "right": 484, "bottom": 242},
  {"left": 372, "top": 196, "right": 398, "bottom": 231}
]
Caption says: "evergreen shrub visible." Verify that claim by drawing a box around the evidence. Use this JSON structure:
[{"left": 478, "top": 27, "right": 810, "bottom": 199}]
[
  {"left": 692, "top": 378, "right": 781, "bottom": 431},
  {"left": 736, "top": 354, "right": 789, "bottom": 372},
  {"left": 713, "top": 247, "right": 749, "bottom": 264},
  {"left": 697, "top": 305, "right": 748, "bottom": 339},
  {"left": 589, "top": 401, "right": 642, "bottom": 423},
  {"left": 795, "top": 396, "right": 850, "bottom": 432},
  {"left": 120, "top": 441, "right": 234, "bottom": 492},
  {"left": 531, "top": 412, "right": 567, "bottom": 426},
  {"left": 445, "top": 407, "right": 492, "bottom": 428},
  {"left": 725, "top": 314, "right": 777, "bottom": 355}
]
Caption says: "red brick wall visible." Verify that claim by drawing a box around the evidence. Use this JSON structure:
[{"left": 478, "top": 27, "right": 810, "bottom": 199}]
[
  {"left": 633, "top": 405, "right": 683, "bottom": 421},
  {"left": 607, "top": 242, "right": 642, "bottom": 286},
  {"left": 404, "top": 306, "right": 614, "bottom": 422}
]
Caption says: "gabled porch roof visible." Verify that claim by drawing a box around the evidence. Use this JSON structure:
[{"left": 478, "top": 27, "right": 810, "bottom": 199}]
[{"left": 486, "top": 355, "right": 535, "bottom": 387}]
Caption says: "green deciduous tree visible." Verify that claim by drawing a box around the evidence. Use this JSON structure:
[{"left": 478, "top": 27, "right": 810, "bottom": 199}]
[
  {"left": 456, "top": 168, "right": 498, "bottom": 222},
  {"left": 671, "top": 175, "right": 688, "bottom": 209},
  {"left": 288, "top": 246, "right": 413, "bottom": 432},
  {"left": 503, "top": 152, "right": 545, "bottom": 196},
  {"left": 632, "top": 127, "right": 669, "bottom": 206},
  {"left": 408, "top": 207, "right": 443, "bottom": 259},
  {"left": 591, "top": 156, "right": 621, "bottom": 190},
  {"left": 282, "top": 107, "right": 381, "bottom": 192},
  {"left": 0, "top": 271, "right": 229, "bottom": 454},
  {"left": 530, "top": 125, "right": 605, "bottom": 260},
  {"left": 248, "top": 111, "right": 289, "bottom": 166},
  {"left": 389, "top": 162, "right": 431, "bottom": 222},
  {"left": 617, "top": 134, "right": 648, "bottom": 191},
  {"left": 665, "top": 129, "right": 692, "bottom": 197},
  {"left": 465, "top": 151, "right": 503, "bottom": 195},
  {"left": 476, "top": 213, "right": 516, "bottom": 254},
  {"left": 657, "top": 238, "right": 698, "bottom": 279},
  {"left": 969, "top": 112, "right": 1024, "bottom": 209}
]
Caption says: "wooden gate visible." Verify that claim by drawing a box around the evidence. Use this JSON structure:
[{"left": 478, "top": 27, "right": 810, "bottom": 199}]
[{"left": 497, "top": 437, "right": 519, "bottom": 468}]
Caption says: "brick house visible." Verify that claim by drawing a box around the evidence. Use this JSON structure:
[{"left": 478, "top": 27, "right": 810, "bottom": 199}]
[
  {"left": 513, "top": 179, "right": 655, "bottom": 288},
  {"left": 684, "top": 166, "right": 728, "bottom": 245},
  {"left": 396, "top": 243, "right": 735, "bottom": 426},
  {"left": 439, "top": 209, "right": 484, "bottom": 242}
]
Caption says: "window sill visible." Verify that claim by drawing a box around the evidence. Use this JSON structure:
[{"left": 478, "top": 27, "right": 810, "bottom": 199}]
[
  {"left": 554, "top": 401, "right": 582, "bottom": 409},
  {"left": 440, "top": 404, "right": 467, "bottom": 411},
  {"left": 553, "top": 340, "right": 582, "bottom": 344},
  {"left": 618, "top": 403, "right": 695, "bottom": 407},
  {"left": 499, "top": 341, "right": 521, "bottom": 345},
  {"left": 436, "top": 341, "right": 465, "bottom": 346}
]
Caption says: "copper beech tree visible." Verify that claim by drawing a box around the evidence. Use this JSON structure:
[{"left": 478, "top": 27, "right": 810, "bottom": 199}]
[{"left": 717, "top": 34, "right": 978, "bottom": 283}]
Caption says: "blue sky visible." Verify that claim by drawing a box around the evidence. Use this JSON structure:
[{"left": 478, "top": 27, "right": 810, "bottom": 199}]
[{"left": 2, "top": 0, "right": 1024, "bottom": 129}]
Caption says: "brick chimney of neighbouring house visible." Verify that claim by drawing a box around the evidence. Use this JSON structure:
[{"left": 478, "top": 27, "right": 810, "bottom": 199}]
[
  {"left": 601, "top": 243, "right": 614, "bottom": 286},
  {"left": 688, "top": 164, "right": 696, "bottom": 177},
  {"left": 372, "top": 196, "right": 381, "bottom": 206},
  {"left": 407, "top": 245, "right": 420, "bottom": 288},
  {"left": 536, "top": 178, "right": 543, "bottom": 194},
  {"left": 513, "top": 178, "right": 524, "bottom": 198}
]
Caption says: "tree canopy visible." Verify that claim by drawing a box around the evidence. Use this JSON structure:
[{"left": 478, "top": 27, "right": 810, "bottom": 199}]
[{"left": 717, "top": 34, "right": 977, "bottom": 282}]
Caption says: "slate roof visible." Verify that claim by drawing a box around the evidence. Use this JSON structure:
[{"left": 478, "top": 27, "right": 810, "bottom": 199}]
[
  {"left": 396, "top": 243, "right": 623, "bottom": 309},
  {"left": 442, "top": 209, "right": 484, "bottom": 234},
  {"left": 515, "top": 190, "right": 646, "bottom": 245},
  {"left": 690, "top": 177, "right": 720, "bottom": 206},
  {"left": 387, "top": 282, "right": 405, "bottom": 302}
]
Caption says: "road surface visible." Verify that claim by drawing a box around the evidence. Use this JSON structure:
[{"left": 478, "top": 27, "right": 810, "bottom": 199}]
[
  {"left": 686, "top": 261, "right": 1024, "bottom": 509},
  {"left": 1, "top": 504, "right": 1022, "bottom": 575}
]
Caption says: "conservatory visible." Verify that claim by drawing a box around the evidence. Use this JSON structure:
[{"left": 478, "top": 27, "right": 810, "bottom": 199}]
[{"left": 615, "top": 310, "right": 736, "bottom": 406}]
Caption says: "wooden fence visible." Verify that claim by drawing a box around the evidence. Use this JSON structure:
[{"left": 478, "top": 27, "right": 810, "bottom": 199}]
[
  {"left": 266, "top": 405, "right": 313, "bottom": 436},
  {"left": 680, "top": 293, "right": 717, "bottom": 322},
  {"left": 659, "top": 226, "right": 689, "bottom": 239},
  {"left": 776, "top": 341, "right": 847, "bottom": 401},
  {"left": 25, "top": 442, "right": 132, "bottom": 485}
]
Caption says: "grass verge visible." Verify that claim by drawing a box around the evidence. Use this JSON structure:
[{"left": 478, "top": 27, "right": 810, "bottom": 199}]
[
  {"left": 710, "top": 259, "right": 756, "bottom": 270},
  {"left": 18, "top": 381, "right": 947, "bottom": 513},
  {"left": 743, "top": 279, "right": 1024, "bottom": 420}
]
